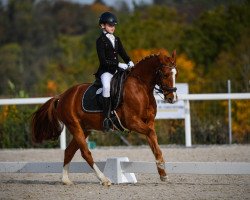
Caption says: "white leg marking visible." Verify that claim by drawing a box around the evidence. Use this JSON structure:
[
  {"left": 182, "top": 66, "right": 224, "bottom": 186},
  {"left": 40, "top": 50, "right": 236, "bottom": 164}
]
[
  {"left": 93, "top": 163, "right": 106, "bottom": 181},
  {"left": 93, "top": 163, "right": 112, "bottom": 186},
  {"left": 62, "top": 164, "right": 73, "bottom": 185},
  {"left": 156, "top": 160, "right": 165, "bottom": 170},
  {"left": 156, "top": 160, "right": 169, "bottom": 182}
]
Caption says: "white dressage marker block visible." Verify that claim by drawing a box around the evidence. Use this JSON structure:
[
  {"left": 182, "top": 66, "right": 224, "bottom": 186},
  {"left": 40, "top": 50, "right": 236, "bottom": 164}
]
[{"left": 103, "top": 157, "right": 137, "bottom": 184}]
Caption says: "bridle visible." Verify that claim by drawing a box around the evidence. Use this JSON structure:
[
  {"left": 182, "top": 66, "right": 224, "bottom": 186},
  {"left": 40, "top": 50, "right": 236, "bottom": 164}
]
[{"left": 155, "top": 65, "right": 177, "bottom": 95}]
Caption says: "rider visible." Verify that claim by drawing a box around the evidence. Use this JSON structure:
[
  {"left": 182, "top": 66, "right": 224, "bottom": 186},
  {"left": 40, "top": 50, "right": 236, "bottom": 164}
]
[{"left": 95, "top": 12, "right": 134, "bottom": 132}]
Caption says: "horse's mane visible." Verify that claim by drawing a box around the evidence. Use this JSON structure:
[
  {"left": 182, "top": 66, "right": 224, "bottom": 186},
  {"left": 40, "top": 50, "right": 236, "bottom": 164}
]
[{"left": 135, "top": 54, "right": 160, "bottom": 66}]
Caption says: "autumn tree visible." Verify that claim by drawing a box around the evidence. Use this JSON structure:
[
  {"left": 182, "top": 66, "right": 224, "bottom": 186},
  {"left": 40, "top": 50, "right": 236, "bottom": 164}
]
[{"left": 181, "top": 2, "right": 250, "bottom": 75}]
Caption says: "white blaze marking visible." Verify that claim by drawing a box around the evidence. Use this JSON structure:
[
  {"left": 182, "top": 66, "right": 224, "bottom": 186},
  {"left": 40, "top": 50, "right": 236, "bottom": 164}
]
[{"left": 171, "top": 68, "right": 177, "bottom": 101}]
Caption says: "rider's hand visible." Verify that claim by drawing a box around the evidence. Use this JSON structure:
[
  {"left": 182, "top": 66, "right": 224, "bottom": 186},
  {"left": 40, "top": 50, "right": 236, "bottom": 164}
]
[
  {"left": 118, "top": 63, "right": 128, "bottom": 70},
  {"left": 128, "top": 61, "right": 135, "bottom": 68}
]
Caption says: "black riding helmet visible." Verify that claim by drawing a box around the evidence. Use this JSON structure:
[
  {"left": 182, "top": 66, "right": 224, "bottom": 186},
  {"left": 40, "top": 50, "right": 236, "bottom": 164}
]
[{"left": 99, "top": 12, "right": 118, "bottom": 26}]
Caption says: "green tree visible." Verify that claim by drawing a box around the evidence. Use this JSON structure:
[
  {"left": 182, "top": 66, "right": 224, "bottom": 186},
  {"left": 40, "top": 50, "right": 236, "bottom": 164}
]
[
  {"left": 153, "top": 0, "right": 247, "bottom": 22},
  {"left": 37, "top": 34, "right": 97, "bottom": 95},
  {"left": 181, "top": 2, "right": 250, "bottom": 75},
  {"left": 209, "top": 32, "right": 250, "bottom": 93},
  {"left": 0, "top": 43, "right": 23, "bottom": 95},
  {"left": 116, "top": 5, "right": 185, "bottom": 52}
]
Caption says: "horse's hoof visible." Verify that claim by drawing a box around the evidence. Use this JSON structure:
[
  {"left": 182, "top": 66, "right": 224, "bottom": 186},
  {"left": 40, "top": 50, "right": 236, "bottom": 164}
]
[
  {"left": 160, "top": 175, "right": 169, "bottom": 182},
  {"left": 62, "top": 178, "right": 74, "bottom": 185},
  {"left": 101, "top": 178, "right": 112, "bottom": 187}
]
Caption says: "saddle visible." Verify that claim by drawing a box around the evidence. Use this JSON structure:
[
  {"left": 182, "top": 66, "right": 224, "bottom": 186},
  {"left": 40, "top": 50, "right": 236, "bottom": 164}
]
[{"left": 82, "top": 70, "right": 129, "bottom": 131}]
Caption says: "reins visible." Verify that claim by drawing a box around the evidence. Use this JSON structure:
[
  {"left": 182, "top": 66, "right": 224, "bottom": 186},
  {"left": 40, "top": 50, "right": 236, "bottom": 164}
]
[{"left": 127, "top": 54, "right": 177, "bottom": 96}]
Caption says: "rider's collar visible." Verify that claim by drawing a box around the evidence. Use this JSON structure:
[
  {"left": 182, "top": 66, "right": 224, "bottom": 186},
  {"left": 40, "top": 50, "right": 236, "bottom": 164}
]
[{"left": 103, "top": 30, "right": 113, "bottom": 35}]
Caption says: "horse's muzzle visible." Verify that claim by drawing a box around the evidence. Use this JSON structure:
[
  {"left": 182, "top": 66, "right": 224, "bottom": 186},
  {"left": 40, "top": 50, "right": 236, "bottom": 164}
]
[{"left": 164, "top": 92, "right": 178, "bottom": 104}]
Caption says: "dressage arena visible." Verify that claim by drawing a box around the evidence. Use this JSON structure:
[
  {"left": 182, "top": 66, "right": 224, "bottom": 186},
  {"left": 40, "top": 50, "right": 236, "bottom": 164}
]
[{"left": 0, "top": 145, "right": 249, "bottom": 200}]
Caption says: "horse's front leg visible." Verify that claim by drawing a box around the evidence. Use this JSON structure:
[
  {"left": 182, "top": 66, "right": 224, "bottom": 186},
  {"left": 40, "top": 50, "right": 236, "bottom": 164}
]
[
  {"left": 128, "top": 117, "right": 168, "bottom": 181},
  {"left": 146, "top": 115, "right": 168, "bottom": 181},
  {"left": 146, "top": 131, "right": 168, "bottom": 181}
]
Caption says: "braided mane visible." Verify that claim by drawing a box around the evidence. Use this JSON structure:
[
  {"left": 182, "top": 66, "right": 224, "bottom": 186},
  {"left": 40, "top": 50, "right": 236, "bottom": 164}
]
[{"left": 135, "top": 54, "right": 160, "bottom": 66}]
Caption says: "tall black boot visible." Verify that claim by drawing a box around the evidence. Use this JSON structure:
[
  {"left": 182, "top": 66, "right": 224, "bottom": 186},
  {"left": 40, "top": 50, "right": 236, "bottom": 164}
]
[{"left": 102, "top": 97, "right": 112, "bottom": 132}]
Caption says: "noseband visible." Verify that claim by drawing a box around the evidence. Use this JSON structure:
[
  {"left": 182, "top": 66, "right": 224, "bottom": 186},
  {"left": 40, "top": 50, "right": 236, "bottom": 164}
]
[{"left": 155, "top": 66, "right": 177, "bottom": 95}]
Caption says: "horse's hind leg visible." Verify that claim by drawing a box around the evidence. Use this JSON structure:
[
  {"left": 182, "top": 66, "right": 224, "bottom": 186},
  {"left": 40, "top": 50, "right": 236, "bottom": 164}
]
[
  {"left": 62, "top": 138, "right": 79, "bottom": 185},
  {"left": 66, "top": 123, "right": 111, "bottom": 186}
]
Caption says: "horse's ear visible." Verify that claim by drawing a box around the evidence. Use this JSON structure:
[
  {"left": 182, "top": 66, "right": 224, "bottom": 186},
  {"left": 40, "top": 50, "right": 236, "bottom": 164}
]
[
  {"left": 159, "top": 49, "right": 171, "bottom": 63},
  {"left": 171, "top": 50, "right": 176, "bottom": 63}
]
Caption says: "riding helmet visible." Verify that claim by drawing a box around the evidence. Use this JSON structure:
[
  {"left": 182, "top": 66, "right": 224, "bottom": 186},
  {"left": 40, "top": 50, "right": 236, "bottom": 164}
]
[{"left": 99, "top": 12, "right": 118, "bottom": 26}]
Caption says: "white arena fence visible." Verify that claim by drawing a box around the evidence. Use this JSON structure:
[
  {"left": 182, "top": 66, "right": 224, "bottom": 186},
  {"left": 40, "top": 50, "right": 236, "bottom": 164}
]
[{"left": 0, "top": 93, "right": 250, "bottom": 149}]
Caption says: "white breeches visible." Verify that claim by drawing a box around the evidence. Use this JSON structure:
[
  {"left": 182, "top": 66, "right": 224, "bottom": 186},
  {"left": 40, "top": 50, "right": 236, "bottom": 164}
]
[{"left": 100, "top": 72, "right": 113, "bottom": 97}]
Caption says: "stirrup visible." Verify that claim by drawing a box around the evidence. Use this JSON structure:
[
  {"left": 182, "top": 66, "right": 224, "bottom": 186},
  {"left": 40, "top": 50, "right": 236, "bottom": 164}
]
[{"left": 103, "top": 118, "right": 113, "bottom": 132}]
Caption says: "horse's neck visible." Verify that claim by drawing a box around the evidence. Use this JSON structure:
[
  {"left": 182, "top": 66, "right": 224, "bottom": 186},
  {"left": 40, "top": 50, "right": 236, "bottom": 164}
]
[{"left": 131, "top": 56, "right": 160, "bottom": 89}]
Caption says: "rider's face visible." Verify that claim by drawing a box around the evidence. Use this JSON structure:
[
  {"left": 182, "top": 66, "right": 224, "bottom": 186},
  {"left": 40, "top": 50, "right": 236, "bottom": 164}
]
[{"left": 101, "top": 23, "right": 115, "bottom": 34}]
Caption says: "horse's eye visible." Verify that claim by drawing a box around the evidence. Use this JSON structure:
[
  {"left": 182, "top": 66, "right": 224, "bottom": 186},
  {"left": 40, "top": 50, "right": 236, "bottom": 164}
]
[{"left": 163, "top": 73, "right": 170, "bottom": 78}]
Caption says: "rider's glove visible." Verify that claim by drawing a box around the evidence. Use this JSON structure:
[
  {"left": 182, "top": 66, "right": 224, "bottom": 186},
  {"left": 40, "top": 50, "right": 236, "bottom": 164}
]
[
  {"left": 118, "top": 62, "right": 129, "bottom": 70},
  {"left": 128, "top": 61, "right": 135, "bottom": 68}
]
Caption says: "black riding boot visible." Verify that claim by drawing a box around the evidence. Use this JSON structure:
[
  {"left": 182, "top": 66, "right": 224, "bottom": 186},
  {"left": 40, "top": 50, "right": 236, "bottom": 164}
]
[{"left": 102, "top": 97, "right": 112, "bottom": 132}]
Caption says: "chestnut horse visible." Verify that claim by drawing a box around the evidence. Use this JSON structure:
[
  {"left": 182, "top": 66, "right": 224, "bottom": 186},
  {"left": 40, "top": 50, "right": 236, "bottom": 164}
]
[{"left": 31, "top": 51, "right": 178, "bottom": 186}]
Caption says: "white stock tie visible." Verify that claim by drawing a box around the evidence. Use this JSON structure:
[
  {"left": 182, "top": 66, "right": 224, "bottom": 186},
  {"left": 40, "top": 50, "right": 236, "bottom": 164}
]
[{"left": 106, "top": 33, "right": 115, "bottom": 48}]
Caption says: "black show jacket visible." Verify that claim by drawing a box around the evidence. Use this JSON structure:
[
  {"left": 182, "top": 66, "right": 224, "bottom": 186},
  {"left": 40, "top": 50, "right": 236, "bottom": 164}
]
[{"left": 95, "top": 33, "right": 131, "bottom": 78}]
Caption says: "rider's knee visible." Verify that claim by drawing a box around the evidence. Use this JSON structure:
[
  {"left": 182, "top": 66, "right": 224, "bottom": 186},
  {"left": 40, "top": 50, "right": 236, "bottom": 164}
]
[{"left": 102, "top": 87, "right": 111, "bottom": 97}]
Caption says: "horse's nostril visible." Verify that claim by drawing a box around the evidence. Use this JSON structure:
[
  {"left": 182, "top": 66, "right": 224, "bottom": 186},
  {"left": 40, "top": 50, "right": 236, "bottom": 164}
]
[{"left": 168, "top": 98, "right": 173, "bottom": 103}]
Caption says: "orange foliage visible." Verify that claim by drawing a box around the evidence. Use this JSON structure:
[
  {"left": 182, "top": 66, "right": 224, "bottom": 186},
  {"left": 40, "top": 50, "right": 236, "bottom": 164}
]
[
  {"left": 47, "top": 80, "right": 57, "bottom": 94},
  {"left": 90, "top": 2, "right": 109, "bottom": 14},
  {"left": 221, "top": 100, "right": 250, "bottom": 142},
  {"left": 176, "top": 53, "right": 196, "bottom": 83},
  {"left": 130, "top": 48, "right": 168, "bottom": 63},
  {"left": 0, "top": 106, "right": 9, "bottom": 123},
  {"left": 231, "top": 101, "right": 250, "bottom": 142},
  {"left": 0, "top": 105, "right": 18, "bottom": 123}
]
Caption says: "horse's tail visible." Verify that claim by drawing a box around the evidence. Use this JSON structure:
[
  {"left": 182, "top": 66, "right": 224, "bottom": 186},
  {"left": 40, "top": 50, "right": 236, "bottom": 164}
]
[{"left": 31, "top": 97, "right": 63, "bottom": 143}]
